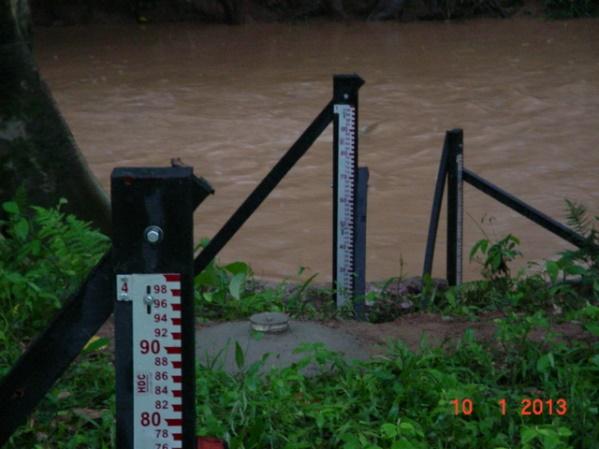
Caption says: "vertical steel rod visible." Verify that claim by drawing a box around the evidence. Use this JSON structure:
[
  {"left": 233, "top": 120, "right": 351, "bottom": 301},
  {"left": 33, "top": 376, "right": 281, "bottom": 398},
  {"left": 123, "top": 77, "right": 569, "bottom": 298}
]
[
  {"left": 446, "top": 129, "right": 464, "bottom": 287},
  {"left": 354, "top": 166, "right": 369, "bottom": 320}
]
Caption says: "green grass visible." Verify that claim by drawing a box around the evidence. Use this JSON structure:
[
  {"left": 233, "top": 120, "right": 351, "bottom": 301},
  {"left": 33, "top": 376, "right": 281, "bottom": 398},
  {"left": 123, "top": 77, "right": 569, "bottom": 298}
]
[
  {"left": 196, "top": 330, "right": 599, "bottom": 449},
  {"left": 1, "top": 198, "right": 598, "bottom": 448}
]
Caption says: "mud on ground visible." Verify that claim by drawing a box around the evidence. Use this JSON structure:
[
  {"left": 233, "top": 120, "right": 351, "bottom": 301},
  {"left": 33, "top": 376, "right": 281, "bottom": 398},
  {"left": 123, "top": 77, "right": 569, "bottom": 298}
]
[{"left": 322, "top": 312, "right": 597, "bottom": 356}]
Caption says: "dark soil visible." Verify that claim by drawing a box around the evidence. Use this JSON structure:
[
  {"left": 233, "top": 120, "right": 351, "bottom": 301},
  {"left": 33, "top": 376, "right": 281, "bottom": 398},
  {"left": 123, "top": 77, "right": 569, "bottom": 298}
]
[{"left": 324, "top": 312, "right": 597, "bottom": 355}]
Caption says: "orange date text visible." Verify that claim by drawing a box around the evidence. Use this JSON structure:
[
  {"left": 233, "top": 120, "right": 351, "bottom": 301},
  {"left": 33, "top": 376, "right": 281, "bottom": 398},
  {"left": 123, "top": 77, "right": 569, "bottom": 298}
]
[{"left": 451, "top": 398, "right": 567, "bottom": 416}]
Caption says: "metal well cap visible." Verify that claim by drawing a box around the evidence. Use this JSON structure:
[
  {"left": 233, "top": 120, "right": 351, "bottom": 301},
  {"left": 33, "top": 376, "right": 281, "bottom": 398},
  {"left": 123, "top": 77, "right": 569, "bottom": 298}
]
[{"left": 249, "top": 312, "right": 289, "bottom": 334}]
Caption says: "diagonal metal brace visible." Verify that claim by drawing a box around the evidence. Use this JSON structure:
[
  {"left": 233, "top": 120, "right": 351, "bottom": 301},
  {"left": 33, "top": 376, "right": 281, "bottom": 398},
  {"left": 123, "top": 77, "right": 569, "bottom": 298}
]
[
  {"left": 463, "top": 168, "right": 588, "bottom": 249},
  {"left": 194, "top": 100, "right": 334, "bottom": 275},
  {"left": 0, "top": 252, "right": 114, "bottom": 445}
]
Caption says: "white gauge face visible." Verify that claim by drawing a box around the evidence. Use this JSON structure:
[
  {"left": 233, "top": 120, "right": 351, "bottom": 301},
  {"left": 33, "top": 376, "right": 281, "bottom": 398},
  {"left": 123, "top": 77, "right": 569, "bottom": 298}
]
[
  {"left": 334, "top": 104, "right": 356, "bottom": 308},
  {"left": 117, "top": 273, "right": 184, "bottom": 449}
]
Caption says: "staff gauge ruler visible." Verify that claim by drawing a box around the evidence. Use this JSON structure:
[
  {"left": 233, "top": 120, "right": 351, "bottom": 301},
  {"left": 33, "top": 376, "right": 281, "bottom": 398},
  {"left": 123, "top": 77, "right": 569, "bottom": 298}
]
[
  {"left": 332, "top": 75, "right": 364, "bottom": 308},
  {"left": 117, "top": 274, "right": 185, "bottom": 449}
]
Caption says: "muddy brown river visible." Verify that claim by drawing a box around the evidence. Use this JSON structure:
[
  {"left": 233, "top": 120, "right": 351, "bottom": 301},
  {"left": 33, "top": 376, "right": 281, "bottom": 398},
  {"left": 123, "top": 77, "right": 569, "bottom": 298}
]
[{"left": 34, "top": 18, "right": 599, "bottom": 282}]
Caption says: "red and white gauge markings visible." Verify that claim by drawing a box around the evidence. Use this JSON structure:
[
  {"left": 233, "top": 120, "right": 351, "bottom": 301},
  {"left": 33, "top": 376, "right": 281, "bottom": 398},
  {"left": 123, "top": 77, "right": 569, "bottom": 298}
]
[{"left": 117, "top": 273, "right": 184, "bottom": 449}]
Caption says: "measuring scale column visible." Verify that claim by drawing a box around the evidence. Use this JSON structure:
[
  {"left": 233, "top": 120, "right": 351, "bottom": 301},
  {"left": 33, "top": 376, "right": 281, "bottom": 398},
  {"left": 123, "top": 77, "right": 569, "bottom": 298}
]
[
  {"left": 112, "top": 167, "right": 212, "bottom": 449},
  {"left": 333, "top": 74, "right": 365, "bottom": 308},
  {"left": 116, "top": 273, "right": 184, "bottom": 448}
]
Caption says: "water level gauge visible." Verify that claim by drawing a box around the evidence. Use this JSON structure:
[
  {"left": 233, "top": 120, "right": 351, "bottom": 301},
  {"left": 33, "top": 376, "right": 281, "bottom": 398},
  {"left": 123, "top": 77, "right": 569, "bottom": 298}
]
[{"left": 117, "top": 273, "right": 184, "bottom": 449}]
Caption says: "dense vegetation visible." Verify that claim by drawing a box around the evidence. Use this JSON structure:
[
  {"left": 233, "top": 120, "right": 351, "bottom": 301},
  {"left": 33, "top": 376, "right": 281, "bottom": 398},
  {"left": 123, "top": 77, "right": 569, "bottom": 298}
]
[
  {"left": 543, "top": 0, "right": 599, "bottom": 18},
  {"left": 1, "top": 197, "right": 598, "bottom": 448},
  {"left": 28, "top": 0, "right": 599, "bottom": 26}
]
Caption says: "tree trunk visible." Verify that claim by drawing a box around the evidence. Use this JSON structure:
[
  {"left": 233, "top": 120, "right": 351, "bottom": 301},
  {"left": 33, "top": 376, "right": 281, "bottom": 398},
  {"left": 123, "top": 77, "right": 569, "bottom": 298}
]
[{"left": 0, "top": 0, "right": 111, "bottom": 234}]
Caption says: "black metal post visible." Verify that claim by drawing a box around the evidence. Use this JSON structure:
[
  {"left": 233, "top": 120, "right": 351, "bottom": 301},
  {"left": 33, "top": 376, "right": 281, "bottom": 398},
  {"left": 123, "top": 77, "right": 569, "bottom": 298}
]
[
  {"left": 332, "top": 74, "right": 365, "bottom": 308},
  {"left": 112, "top": 166, "right": 212, "bottom": 449},
  {"left": 422, "top": 133, "right": 450, "bottom": 279},
  {"left": 446, "top": 129, "right": 463, "bottom": 287},
  {"left": 463, "top": 169, "right": 588, "bottom": 249},
  {"left": 354, "top": 167, "right": 369, "bottom": 320}
]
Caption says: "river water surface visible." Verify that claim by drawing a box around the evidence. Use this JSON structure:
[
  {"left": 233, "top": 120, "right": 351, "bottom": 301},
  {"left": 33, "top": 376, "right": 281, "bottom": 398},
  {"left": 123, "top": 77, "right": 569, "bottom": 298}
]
[{"left": 35, "top": 19, "right": 599, "bottom": 282}]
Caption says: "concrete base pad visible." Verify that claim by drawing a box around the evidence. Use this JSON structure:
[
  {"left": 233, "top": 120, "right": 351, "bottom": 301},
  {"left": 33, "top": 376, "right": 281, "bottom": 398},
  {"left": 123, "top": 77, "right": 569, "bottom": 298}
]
[{"left": 196, "top": 320, "right": 371, "bottom": 375}]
